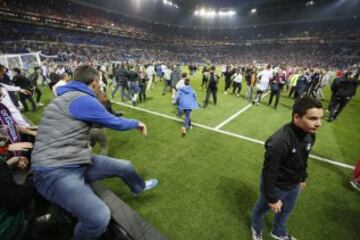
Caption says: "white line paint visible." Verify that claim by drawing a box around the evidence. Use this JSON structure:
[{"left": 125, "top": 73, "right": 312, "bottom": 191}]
[
  {"left": 112, "top": 101, "right": 354, "bottom": 170},
  {"left": 214, "top": 92, "right": 269, "bottom": 130}
]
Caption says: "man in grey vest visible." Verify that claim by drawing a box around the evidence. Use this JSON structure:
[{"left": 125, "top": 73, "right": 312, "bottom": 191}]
[{"left": 31, "top": 65, "right": 158, "bottom": 240}]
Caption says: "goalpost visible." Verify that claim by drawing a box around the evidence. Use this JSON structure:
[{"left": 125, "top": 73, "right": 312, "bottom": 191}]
[{"left": 0, "top": 52, "right": 42, "bottom": 70}]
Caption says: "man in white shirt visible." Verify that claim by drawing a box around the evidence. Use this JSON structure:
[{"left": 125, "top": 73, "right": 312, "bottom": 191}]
[
  {"left": 52, "top": 73, "right": 70, "bottom": 96},
  {"left": 253, "top": 64, "right": 273, "bottom": 106},
  {"left": 145, "top": 64, "right": 155, "bottom": 92},
  {"left": 0, "top": 65, "right": 32, "bottom": 127},
  {"left": 162, "top": 66, "right": 172, "bottom": 95}
]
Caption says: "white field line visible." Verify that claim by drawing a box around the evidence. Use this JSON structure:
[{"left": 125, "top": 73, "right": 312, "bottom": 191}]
[
  {"left": 112, "top": 101, "right": 354, "bottom": 170},
  {"left": 214, "top": 92, "right": 269, "bottom": 130}
]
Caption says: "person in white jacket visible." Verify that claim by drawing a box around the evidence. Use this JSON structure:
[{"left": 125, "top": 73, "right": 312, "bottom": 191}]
[{"left": 253, "top": 64, "right": 273, "bottom": 105}]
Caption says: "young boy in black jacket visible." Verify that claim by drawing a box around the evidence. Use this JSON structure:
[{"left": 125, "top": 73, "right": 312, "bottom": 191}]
[{"left": 251, "top": 97, "right": 323, "bottom": 240}]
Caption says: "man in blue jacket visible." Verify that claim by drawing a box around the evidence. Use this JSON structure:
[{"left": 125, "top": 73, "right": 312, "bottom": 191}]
[
  {"left": 176, "top": 78, "right": 199, "bottom": 136},
  {"left": 31, "top": 65, "right": 158, "bottom": 240}
]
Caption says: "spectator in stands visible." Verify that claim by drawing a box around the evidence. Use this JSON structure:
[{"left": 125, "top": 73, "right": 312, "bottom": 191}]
[
  {"left": 176, "top": 78, "right": 199, "bottom": 136},
  {"left": 12, "top": 68, "right": 37, "bottom": 112},
  {"left": 251, "top": 97, "right": 323, "bottom": 240},
  {"left": 31, "top": 65, "right": 158, "bottom": 240}
]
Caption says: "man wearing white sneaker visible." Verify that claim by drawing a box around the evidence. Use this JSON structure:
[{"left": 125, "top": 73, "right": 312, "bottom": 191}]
[
  {"left": 31, "top": 65, "right": 158, "bottom": 240},
  {"left": 251, "top": 97, "right": 323, "bottom": 240}
]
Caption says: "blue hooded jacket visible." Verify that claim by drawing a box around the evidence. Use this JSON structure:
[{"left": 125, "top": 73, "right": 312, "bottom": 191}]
[
  {"left": 57, "top": 81, "right": 139, "bottom": 130},
  {"left": 176, "top": 85, "right": 199, "bottom": 110}
]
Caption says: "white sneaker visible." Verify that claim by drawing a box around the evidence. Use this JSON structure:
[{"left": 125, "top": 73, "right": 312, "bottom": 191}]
[
  {"left": 270, "top": 231, "right": 297, "bottom": 240},
  {"left": 350, "top": 180, "right": 360, "bottom": 191},
  {"left": 251, "top": 226, "right": 263, "bottom": 240}
]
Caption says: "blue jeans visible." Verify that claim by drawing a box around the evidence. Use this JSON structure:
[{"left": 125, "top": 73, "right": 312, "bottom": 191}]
[
  {"left": 33, "top": 155, "right": 145, "bottom": 240},
  {"left": 252, "top": 178, "right": 300, "bottom": 237},
  {"left": 178, "top": 109, "right": 192, "bottom": 128}
]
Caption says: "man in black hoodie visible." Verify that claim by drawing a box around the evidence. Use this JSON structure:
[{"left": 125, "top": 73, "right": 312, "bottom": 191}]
[
  {"left": 327, "top": 71, "right": 358, "bottom": 122},
  {"left": 251, "top": 97, "right": 323, "bottom": 240},
  {"left": 12, "top": 68, "right": 37, "bottom": 112}
]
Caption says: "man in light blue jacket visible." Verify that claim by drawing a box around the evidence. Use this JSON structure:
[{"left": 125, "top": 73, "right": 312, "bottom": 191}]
[
  {"left": 31, "top": 65, "right": 158, "bottom": 240},
  {"left": 176, "top": 78, "right": 199, "bottom": 136}
]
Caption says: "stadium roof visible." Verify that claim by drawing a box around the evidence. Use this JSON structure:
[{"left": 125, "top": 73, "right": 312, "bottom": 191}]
[{"left": 72, "top": 0, "right": 360, "bottom": 28}]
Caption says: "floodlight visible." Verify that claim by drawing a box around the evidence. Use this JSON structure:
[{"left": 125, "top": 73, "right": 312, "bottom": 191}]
[{"left": 251, "top": 8, "right": 257, "bottom": 14}]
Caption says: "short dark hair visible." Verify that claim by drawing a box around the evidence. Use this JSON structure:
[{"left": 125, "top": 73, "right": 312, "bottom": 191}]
[
  {"left": 181, "top": 72, "right": 187, "bottom": 78},
  {"left": 13, "top": 68, "right": 21, "bottom": 74},
  {"left": 0, "top": 64, "right": 5, "bottom": 71},
  {"left": 73, "top": 65, "right": 99, "bottom": 85},
  {"left": 292, "top": 96, "right": 323, "bottom": 117},
  {"left": 184, "top": 78, "right": 190, "bottom": 85}
]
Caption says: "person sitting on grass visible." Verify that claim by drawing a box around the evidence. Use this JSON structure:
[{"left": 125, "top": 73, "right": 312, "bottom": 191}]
[{"left": 175, "top": 78, "right": 199, "bottom": 136}]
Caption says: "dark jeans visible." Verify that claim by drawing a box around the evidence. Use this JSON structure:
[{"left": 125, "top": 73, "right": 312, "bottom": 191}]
[
  {"left": 178, "top": 109, "right": 192, "bottom": 128},
  {"left": 288, "top": 86, "right": 295, "bottom": 98},
  {"left": 204, "top": 88, "right": 217, "bottom": 106},
  {"left": 224, "top": 80, "right": 232, "bottom": 92},
  {"left": 201, "top": 78, "right": 208, "bottom": 88},
  {"left": 269, "top": 90, "right": 280, "bottom": 108},
  {"left": 252, "top": 178, "right": 300, "bottom": 237},
  {"left": 139, "top": 84, "right": 146, "bottom": 102},
  {"left": 34, "top": 87, "right": 42, "bottom": 103},
  {"left": 328, "top": 96, "right": 350, "bottom": 120},
  {"left": 19, "top": 93, "right": 37, "bottom": 112},
  {"left": 33, "top": 155, "right": 146, "bottom": 240},
  {"left": 232, "top": 82, "right": 242, "bottom": 95}
]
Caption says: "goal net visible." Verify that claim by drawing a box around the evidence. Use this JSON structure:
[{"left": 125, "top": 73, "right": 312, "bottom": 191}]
[{"left": 0, "top": 52, "right": 41, "bottom": 70}]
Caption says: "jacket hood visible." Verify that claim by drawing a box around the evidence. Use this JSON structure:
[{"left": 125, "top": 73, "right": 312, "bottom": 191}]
[
  {"left": 179, "top": 86, "right": 193, "bottom": 94},
  {"left": 57, "top": 81, "right": 96, "bottom": 97}
]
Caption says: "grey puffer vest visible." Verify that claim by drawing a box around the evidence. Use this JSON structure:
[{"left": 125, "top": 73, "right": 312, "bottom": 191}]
[{"left": 31, "top": 91, "right": 92, "bottom": 169}]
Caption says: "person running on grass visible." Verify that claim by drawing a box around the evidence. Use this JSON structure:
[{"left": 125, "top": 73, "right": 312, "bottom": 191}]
[
  {"left": 251, "top": 97, "right": 323, "bottom": 240},
  {"left": 175, "top": 78, "right": 199, "bottom": 136}
]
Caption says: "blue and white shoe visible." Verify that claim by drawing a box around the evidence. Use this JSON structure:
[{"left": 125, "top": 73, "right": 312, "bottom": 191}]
[
  {"left": 270, "top": 232, "right": 297, "bottom": 240},
  {"left": 144, "top": 179, "right": 159, "bottom": 191},
  {"left": 134, "top": 179, "right": 159, "bottom": 196}
]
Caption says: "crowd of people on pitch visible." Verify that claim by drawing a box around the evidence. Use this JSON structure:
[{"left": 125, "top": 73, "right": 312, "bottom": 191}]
[{"left": 0, "top": 59, "right": 358, "bottom": 239}]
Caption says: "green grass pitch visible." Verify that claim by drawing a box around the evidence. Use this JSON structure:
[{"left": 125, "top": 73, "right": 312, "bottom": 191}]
[{"left": 25, "top": 67, "right": 360, "bottom": 240}]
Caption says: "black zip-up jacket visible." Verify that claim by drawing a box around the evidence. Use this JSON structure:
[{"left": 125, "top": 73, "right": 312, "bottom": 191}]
[{"left": 262, "top": 123, "right": 315, "bottom": 203}]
